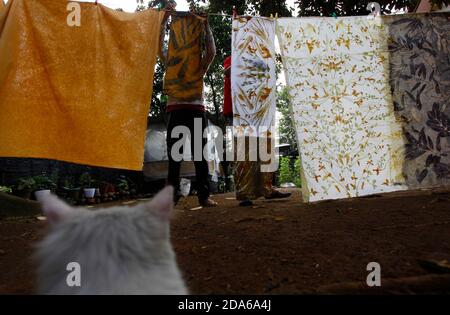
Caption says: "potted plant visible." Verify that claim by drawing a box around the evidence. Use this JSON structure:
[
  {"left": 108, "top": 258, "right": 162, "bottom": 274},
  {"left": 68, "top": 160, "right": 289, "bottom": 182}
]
[
  {"left": 33, "top": 173, "right": 57, "bottom": 201},
  {"left": 80, "top": 172, "right": 96, "bottom": 199},
  {"left": 116, "top": 176, "right": 130, "bottom": 199},
  {"left": 15, "top": 177, "right": 36, "bottom": 199},
  {"left": 63, "top": 176, "right": 81, "bottom": 203}
]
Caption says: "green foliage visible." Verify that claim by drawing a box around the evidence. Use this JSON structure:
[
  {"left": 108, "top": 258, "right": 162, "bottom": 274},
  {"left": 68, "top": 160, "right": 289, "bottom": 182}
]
[
  {"left": 191, "top": 0, "right": 449, "bottom": 17},
  {"left": 63, "top": 176, "right": 80, "bottom": 190},
  {"left": 17, "top": 177, "right": 36, "bottom": 192},
  {"left": 278, "top": 156, "right": 302, "bottom": 187},
  {"left": 79, "top": 172, "right": 93, "bottom": 188},
  {"left": 33, "top": 173, "right": 58, "bottom": 191},
  {"left": 0, "top": 186, "right": 13, "bottom": 194},
  {"left": 149, "top": 61, "right": 168, "bottom": 121},
  {"left": 116, "top": 176, "right": 130, "bottom": 192},
  {"left": 206, "top": 0, "right": 292, "bottom": 16},
  {"left": 277, "top": 86, "right": 298, "bottom": 154},
  {"left": 294, "top": 0, "right": 448, "bottom": 17},
  {"left": 17, "top": 172, "right": 58, "bottom": 192},
  {"left": 204, "top": 14, "right": 232, "bottom": 126},
  {"left": 279, "top": 156, "right": 293, "bottom": 183}
]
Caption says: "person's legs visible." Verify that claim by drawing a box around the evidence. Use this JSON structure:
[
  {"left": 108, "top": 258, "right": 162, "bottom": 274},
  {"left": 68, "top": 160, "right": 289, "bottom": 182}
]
[
  {"left": 259, "top": 136, "right": 291, "bottom": 199},
  {"left": 166, "top": 111, "right": 184, "bottom": 202},
  {"left": 189, "top": 112, "right": 211, "bottom": 203},
  {"left": 234, "top": 135, "right": 263, "bottom": 206}
]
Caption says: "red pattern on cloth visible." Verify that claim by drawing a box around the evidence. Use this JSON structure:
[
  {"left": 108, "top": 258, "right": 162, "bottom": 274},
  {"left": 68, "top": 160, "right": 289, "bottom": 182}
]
[{"left": 223, "top": 56, "right": 233, "bottom": 117}]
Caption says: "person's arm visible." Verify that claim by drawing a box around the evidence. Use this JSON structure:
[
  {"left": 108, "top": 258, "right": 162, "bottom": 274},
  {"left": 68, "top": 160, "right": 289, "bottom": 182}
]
[
  {"left": 201, "top": 20, "right": 216, "bottom": 74},
  {"left": 158, "top": 11, "right": 172, "bottom": 66},
  {"left": 159, "top": 2, "right": 178, "bottom": 65}
]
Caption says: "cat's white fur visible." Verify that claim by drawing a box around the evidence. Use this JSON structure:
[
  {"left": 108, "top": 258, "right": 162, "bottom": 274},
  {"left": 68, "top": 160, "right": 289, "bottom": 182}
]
[{"left": 35, "top": 186, "right": 188, "bottom": 295}]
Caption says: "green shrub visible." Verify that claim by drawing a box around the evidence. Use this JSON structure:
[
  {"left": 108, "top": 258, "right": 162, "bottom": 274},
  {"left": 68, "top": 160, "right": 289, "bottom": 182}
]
[
  {"left": 116, "top": 176, "right": 129, "bottom": 192},
  {"left": 33, "top": 173, "right": 57, "bottom": 191},
  {"left": 17, "top": 177, "right": 36, "bottom": 191},
  {"left": 279, "top": 157, "right": 293, "bottom": 184},
  {"left": 277, "top": 156, "right": 302, "bottom": 188},
  {"left": 79, "top": 172, "right": 93, "bottom": 188},
  {"left": 0, "top": 186, "right": 13, "bottom": 194}
]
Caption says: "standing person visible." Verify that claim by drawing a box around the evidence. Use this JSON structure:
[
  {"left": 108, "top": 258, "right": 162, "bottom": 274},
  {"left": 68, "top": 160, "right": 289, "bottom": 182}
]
[
  {"left": 221, "top": 56, "right": 233, "bottom": 191},
  {"left": 223, "top": 56, "right": 291, "bottom": 207},
  {"left": 159, "top": 1, "right": 218, "bottom": 207}
]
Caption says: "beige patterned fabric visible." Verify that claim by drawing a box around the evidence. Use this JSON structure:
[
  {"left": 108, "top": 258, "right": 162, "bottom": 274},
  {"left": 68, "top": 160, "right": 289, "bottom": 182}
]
[
  {"left": 277, "top": 17, "right": 406, "bottom": 202},
  {"left": 232, "top": 17, "right": 277, "bottom": 136},
  {"left": 231, "top": 17, "right": 277, "bottom": 200}
]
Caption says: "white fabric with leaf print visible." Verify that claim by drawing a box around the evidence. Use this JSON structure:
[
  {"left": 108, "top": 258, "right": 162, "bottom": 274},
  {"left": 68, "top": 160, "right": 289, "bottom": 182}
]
[
  {"left": 277, "top": 17, "right": 407, "bottom": 202},
  {"left": 231, "top": 17, "right": 277, "bottom": 137}
]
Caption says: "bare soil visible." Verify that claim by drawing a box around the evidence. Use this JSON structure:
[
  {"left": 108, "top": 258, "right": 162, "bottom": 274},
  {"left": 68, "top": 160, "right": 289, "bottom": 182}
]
[{"left": 1, "top": 188, "right": 450, "bottom": 294}]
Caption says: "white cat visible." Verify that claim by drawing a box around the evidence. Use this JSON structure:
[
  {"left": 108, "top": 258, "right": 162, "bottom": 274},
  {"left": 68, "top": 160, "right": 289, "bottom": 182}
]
[{"left": 36, "top": 186, "right": 188, "bottom": 295}]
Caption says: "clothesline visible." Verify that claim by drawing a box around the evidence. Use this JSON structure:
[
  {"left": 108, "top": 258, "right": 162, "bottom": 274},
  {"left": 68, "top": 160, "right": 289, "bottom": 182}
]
[{"left": 68, "top": 1, "right": 435, "bottom": 20}]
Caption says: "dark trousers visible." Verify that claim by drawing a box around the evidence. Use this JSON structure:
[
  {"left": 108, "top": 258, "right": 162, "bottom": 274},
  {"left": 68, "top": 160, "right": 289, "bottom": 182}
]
[{"left": 166, "top": 109, "right": 210, "bottom": 202}]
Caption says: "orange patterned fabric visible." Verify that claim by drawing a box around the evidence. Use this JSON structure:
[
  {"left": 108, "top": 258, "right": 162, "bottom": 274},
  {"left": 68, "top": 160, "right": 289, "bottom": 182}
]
[
  {"left": 0, "top": 0, "right": 164, "bottom": 170},
  {"left": 164, "top": 13, "right": 206, "bottom": 102}
]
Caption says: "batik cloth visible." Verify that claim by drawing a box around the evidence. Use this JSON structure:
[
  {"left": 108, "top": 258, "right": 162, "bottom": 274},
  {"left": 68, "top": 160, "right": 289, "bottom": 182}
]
[
  {"left": 231, "top": 17, "right": 277, "bottom": 136},
  {"left": 163, "top": 13, "right": 206, "bottom": 103},
  {"left": 0, "top": 0, "right": 163, "bottom": 170},
  {"left": 277, "top": 17, "right": 406, "bottom": 202},
  {"left": 386, "top": 13, "right": 450, "bottom": 188},
  {"left": 231, "top": 17, "right": 278, "bottom": 200},
  {"left": 234, "top": 136, "right": 274, "bottom": 201}
]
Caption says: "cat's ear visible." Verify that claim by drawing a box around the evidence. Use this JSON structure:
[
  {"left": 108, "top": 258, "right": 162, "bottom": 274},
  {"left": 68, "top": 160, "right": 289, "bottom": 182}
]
[
  {"left": 146, "top": 186, "right": 174, "bottom": 220},
  {"left": 39, "top": 194, "right": 73, "bottom": 225}
]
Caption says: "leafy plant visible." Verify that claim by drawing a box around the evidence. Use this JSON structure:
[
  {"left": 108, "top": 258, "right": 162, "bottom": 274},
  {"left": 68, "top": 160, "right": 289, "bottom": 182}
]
[
  {"left": 33, "top": 173, "right": 57, "bottom": 191},
  {"left": 279, "top": 156, "right": 293, "bottom": 184},
  {"left": 0, "top": 186, "right": 13, "bottom": 194},
  {"left": 79, "top": 172, "right": 93, "bottom": 188},
  {"left": 116, "top": 176, "right": 130, "bottom": 192},
  {"left": 17, "top": 177, "right": 36, "bottom": 191},
  {"left": 277, "top": 86, "right": 298, "bottom": 154},
  {"left": 278, "top": 156, "right": 302, "bottom": 187},
  {"left": 63, "top": 176, "right": 80, "bottom": 190}
]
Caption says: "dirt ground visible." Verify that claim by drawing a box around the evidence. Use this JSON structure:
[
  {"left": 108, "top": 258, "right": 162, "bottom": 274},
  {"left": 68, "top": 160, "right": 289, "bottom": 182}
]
[{"left": 1, "top": 188, "right": 450, "bottom": 295}]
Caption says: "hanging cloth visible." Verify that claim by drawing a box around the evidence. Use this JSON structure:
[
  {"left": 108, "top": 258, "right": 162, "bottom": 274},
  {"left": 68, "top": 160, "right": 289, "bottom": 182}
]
[
  {"left": 0, "top": 0, "right": 164, "bottom": 170},
  {"left": 163, "top": 12, "right": 206, "bottom": 103},
  {"left": 385, "top": 13, "right": 450, "bottom": 188},
  {"left": 277, "top": 16, "right": 406, "bottom": 202}
]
